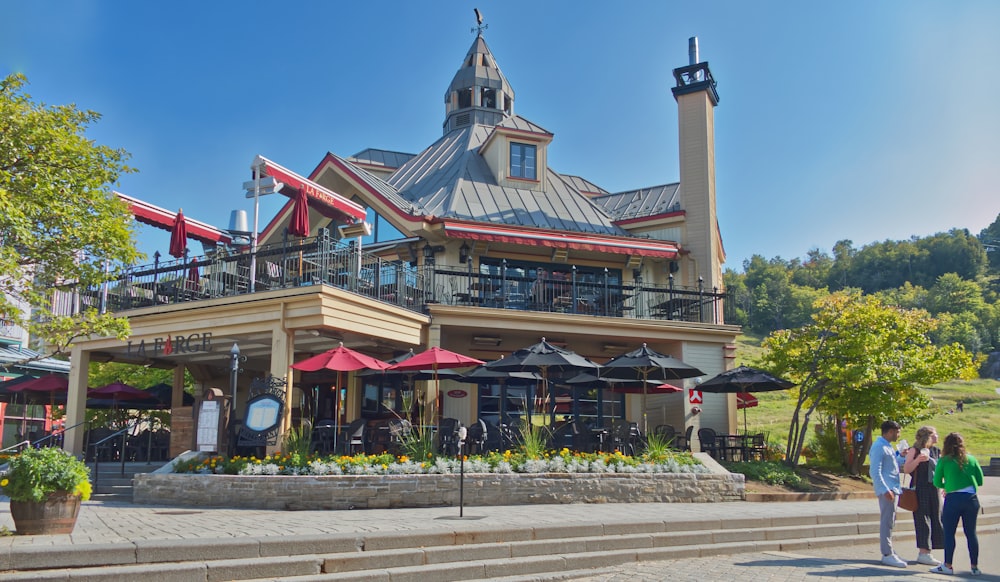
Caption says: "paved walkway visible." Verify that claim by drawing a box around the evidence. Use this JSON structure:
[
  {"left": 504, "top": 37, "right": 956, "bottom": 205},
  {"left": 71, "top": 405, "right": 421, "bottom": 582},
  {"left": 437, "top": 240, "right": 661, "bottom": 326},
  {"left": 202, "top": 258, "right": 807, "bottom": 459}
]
[{"left": 1, "top": 477, "right": 997, "bottom": 581}]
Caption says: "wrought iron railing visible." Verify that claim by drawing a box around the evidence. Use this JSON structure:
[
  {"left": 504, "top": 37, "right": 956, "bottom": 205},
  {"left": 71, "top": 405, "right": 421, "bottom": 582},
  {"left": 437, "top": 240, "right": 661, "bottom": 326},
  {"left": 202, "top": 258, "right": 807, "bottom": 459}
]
[{"left": 70, "top": 229, "right": 733, "bottom": 324}]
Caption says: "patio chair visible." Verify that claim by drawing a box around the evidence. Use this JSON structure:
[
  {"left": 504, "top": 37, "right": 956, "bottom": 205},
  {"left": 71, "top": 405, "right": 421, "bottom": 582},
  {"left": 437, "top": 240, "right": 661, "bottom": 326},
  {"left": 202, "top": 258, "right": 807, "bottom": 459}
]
[
  {"left": 342, "top": 419, "right": 366, "bottom": 455},
  {"left": 438, "top": 418, "right": 461, "bottom": 456},
  {"left": 697, "top": 427, "right": 720, "bottom": 459},
  {"left": 466, "top": 419, "right": 487, "bottom": 455},
  {"left": 310, "top": 424, "right": 337, "bottom": 455}
]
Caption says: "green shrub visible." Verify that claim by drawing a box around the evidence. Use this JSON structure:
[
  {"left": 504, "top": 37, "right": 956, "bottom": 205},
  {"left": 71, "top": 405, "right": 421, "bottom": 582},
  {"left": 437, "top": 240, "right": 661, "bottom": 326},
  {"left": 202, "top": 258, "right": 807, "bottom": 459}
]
[
  {"left": 724, "top": 460, "right": 807, "bottom": 490},
  {"left": 1, "top": 447, "right": 92, "bottom": 502}
]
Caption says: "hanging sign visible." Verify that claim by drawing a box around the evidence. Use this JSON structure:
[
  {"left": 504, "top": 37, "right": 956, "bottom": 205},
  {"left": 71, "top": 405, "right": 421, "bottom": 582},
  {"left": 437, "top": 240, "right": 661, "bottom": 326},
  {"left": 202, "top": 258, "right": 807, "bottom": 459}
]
[
  {"left": 688, "top": 389, "right": 703, "bottom": 404},
  {"left": 447, "top": 389, "right": 468, "bottom": 398}
]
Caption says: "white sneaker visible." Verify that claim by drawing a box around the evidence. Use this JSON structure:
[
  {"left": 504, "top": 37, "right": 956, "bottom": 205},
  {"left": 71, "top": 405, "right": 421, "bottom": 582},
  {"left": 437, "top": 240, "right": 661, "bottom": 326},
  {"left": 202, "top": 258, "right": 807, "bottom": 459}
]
[
  {"left": 882, "top": 554, "right": 907, "bottom": 568},
  {"left": 918, "top": 553, "right": 942, "bottom": 566},
  {"left": 929, "top": 564, "right": 954, "bottom": 574}
]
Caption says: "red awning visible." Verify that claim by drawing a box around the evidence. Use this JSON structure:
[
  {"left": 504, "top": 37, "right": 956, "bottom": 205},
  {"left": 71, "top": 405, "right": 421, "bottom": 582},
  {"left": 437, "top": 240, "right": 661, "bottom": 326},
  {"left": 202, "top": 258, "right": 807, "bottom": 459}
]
[
  {"left": 256, "top": 156, "right": 366, "bottom": 222},
  {"left": 443, "top": 222, "right": 678, "bottom": 259},
  {"left": 117, "top": 193, "right": 232, "bottom": 245}
]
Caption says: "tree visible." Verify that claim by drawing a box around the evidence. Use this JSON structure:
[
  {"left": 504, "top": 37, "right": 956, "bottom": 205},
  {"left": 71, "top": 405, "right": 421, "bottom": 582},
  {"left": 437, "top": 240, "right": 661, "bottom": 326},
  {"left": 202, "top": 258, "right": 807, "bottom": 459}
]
[
  {"left": 758, "top": 290, "right": 977, "bottom": 473},
  {"left": 0, "top": 73, "right": 139, "bottom": 356},
  {"left": 979, "top": 212, "right": 1000, "bottom": 273}
]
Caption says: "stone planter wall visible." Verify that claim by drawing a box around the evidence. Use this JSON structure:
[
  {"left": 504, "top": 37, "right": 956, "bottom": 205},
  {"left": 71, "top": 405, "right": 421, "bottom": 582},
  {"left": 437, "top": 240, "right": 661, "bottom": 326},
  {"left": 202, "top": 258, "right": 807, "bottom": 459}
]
[{"left": 133, "top": 471, "right": 745, "bottom": 510}]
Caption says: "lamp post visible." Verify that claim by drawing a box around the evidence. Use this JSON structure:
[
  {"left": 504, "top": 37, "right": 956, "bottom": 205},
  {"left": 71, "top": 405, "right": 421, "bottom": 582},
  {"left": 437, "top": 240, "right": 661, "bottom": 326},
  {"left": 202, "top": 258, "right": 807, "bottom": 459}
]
[
  {"left": 457, "top": 424, "right": 468, "bottom": 517},
  {"left": 229, "top": 343, "right": 240, "bottom": 421},
  {"left": 243, "top": 157, "right": 283, "bottom": 292}
]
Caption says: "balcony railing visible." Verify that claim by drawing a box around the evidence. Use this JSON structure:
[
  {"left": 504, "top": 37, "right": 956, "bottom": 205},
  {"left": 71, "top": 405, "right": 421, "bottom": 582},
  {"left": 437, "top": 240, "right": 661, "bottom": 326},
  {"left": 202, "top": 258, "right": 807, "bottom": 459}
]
[{"left": 70, "top": 229, "right": 732, "bottom": 325}]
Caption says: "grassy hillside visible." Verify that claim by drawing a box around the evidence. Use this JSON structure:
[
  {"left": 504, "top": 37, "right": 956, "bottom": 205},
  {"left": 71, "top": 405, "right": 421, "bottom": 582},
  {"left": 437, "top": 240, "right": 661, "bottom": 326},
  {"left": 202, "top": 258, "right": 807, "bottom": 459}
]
[{"left": 736, "top": 333, "right": 1000, "bottom": 459}]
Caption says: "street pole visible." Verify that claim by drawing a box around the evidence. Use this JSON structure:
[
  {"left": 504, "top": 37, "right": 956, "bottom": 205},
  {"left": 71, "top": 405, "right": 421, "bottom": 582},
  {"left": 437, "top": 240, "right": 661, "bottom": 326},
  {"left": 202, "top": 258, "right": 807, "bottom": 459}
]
[
  {"left": 457, "top": 425, "right": 467, "bottom": 517},
  {"left": 250, "top": 161, "right": 262, "bottom": 293},
  {"left": 229, "top": 342, "right": 240, "bottom": 423}
]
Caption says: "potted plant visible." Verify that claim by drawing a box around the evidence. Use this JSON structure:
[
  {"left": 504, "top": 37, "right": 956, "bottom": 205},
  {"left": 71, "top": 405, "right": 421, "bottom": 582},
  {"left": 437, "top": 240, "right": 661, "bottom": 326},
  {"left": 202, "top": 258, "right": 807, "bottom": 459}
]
[{"left": 1, "top": 447, "right": 92, "bottom": 535}]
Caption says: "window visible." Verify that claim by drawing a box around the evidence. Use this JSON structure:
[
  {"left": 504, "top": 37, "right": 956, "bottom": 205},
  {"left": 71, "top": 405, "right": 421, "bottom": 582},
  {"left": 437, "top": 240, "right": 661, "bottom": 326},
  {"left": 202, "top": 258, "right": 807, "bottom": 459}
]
[{"left": 510, "top": 143, "right": 536, "bottom": 180}]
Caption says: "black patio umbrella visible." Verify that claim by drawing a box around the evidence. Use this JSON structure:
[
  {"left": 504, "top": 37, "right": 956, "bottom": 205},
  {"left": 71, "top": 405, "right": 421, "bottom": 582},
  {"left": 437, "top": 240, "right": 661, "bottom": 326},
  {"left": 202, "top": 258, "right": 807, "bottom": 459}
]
[
  {"left": 600, "top": 344, "right": 704, "bottom": 433},
  {"left": 698, "top": 366, "right": 795, "bottom": 432},
  {"left": 483, "top": 338, "right": 601, "bottom": 424},
  {"left": 142, "top": 383, "right": 196, "bottom": 408},
  {"left": 697, "top": 365, "right": 796, "bottom": 394}
]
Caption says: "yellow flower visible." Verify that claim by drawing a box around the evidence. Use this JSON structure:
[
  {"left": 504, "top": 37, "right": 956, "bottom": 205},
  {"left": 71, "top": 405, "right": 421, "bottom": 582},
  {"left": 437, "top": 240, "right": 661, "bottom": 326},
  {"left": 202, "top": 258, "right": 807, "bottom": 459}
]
[
  {"left": 0, "top": 478, "right": 8, "bottom": 487},
  {"left": 399, "top": 456, "right": 409, "bottom": 463}
]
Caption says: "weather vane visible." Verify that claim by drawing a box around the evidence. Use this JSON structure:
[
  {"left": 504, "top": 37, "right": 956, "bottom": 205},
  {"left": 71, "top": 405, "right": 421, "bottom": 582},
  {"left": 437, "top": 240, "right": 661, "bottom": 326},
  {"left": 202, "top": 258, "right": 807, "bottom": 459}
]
[{"left": 471, "top": 8, "right": 488, "bottom": 35}]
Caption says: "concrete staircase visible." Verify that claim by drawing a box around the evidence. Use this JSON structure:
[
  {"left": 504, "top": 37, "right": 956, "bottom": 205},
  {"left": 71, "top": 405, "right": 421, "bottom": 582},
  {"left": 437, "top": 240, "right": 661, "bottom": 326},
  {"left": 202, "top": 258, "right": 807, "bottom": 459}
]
[
  {"left": 88, "top": 461, "right": 166, "bottom": 503},
  {"left": 2, "top": 503, "right": 998, "bottom": 581}
]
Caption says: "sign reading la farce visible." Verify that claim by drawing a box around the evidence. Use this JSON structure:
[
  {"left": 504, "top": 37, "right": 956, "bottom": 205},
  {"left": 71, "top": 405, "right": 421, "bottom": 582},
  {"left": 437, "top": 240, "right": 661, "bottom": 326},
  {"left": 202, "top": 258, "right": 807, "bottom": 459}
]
[{"left": 127, "top": 333, "right": 213, "bottom": 358}]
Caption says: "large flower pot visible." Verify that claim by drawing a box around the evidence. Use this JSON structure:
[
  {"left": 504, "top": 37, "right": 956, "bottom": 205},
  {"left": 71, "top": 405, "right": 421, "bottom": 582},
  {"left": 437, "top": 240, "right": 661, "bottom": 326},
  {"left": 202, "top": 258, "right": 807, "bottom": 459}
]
[{"left": 9, "top": 492, "right": 81, "bottom": 535}]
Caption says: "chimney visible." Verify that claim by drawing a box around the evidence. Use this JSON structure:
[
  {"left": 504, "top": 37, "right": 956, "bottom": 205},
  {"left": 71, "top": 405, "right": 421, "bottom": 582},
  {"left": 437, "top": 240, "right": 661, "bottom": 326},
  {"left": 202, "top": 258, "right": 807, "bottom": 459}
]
[{"left": 672, "top": 38, "right": 723, "bottom": 294}]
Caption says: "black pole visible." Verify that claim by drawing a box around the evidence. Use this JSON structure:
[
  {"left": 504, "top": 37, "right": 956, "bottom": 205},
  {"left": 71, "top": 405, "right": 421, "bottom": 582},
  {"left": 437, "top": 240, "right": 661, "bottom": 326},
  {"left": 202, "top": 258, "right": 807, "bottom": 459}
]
[
  {"left": 229, "top": 343, "right": 240, "bottom": 455},
  {"left": 458, "top": 425, "right": 467, "bottom": 517}
]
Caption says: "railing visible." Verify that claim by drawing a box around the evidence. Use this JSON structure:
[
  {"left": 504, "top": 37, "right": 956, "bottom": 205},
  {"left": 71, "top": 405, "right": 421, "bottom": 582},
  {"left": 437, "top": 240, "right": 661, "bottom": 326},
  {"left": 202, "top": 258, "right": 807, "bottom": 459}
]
[
  {"left": 28, "top": 420, "right": 90, "bottom": 450},
  {"left": 89, "top": 427, "right": 130, "bottom": 488},
  {"left": 423, "top": 267, "right": 730, "bottom": 324},
  {"left": 69, "top": 229, "right": 733, "bottom": 325}
]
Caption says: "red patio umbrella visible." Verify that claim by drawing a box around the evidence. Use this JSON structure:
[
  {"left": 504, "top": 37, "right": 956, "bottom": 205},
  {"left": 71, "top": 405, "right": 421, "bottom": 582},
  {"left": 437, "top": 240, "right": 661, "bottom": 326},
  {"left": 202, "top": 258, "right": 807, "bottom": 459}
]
[
  {"left": 289, "top": 187, "right": 310, "bottom": 237},
  {"left": 10, "top": 374, "right": 69, "bottom": 438},
  {"left": 90, "top": 381, "right": 152, "bottom": 401},
  {"left": 387, "top": 347, "right": 484, "bottom": 426},
  {"left": 186, "top": 259, "right": 200, "bottom": 292},
  {"left": 292, "top": 342, "right": 391, "bottom": 450},
  {"left": 736, "top": 392, "right": 759, "bottom": 433},
  {"left": 168, "top": 209, "right": 188, "bottom": 259}
]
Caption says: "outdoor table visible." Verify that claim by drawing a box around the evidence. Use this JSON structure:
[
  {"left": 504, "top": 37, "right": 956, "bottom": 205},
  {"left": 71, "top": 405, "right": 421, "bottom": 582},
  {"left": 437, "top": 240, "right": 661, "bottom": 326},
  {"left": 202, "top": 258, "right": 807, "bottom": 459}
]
[{"left": 714, "top": 434, "right": 748, "bottom": 461}]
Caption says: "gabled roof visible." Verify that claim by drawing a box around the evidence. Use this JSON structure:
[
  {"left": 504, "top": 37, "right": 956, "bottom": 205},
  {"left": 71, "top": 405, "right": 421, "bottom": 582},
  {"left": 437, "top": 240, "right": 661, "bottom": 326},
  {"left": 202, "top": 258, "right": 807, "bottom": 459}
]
[
  {"left": 592, "top": 183, "right": 682, "bottom": 221},
  {"left": 492, "top": 115, "right": 552, "bottom": 137},
  {"left": 386, "top": 123, "right": 626, "bottom": 235}
]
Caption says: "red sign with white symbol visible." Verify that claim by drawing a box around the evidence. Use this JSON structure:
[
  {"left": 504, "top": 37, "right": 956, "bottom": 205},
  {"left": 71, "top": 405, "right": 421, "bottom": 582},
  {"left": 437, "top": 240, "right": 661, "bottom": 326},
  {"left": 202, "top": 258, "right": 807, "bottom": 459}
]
[
  {"left": 447, "top": 389, "right": 468, "bottom": 398},
  {"left": 688, "top": 389, "right": 703, "bottom": 404}
]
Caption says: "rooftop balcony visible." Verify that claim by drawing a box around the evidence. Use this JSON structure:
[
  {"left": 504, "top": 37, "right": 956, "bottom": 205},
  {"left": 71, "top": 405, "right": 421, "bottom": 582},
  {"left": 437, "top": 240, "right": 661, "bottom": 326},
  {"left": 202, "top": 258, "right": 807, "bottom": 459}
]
[{"left": 70, "top": 229, "right": 732, "bottom": 325}]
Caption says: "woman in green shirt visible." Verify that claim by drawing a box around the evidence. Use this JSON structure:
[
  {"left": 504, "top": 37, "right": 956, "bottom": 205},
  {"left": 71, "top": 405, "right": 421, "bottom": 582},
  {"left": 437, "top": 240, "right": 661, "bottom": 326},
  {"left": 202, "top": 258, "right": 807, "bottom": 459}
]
[{"left": 930, "top": 432, "right": 985, "bottom": 576}]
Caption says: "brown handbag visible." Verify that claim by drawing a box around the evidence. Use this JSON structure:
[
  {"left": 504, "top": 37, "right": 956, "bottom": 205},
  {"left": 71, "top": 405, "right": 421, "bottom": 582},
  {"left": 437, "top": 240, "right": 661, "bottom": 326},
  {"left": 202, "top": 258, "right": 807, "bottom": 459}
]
[{"left": 898, "top": 487, "right": 918, "bottom": 511}]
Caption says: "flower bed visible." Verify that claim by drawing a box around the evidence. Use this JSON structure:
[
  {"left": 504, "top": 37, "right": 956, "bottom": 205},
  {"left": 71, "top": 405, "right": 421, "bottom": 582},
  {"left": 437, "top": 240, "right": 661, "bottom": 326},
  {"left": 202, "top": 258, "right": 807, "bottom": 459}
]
[
  {"left": 134, "top": 450, "right": 745, "bottom": 509},
  {"left": 171, "top": 448, "right": 711, "bottom": 477}
]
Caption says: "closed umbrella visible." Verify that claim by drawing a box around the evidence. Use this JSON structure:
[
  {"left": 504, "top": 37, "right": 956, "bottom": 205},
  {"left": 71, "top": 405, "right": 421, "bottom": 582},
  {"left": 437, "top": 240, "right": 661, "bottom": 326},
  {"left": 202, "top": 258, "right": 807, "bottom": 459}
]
[
  {"left": 600, "top": 344, "right": 704, "bottom": 434},
  {"left": 386, "top": 347, "right": 483, "bottom": 427},
  {"left": 169, "top": 209, "right": 188, "bottom": 259},
  {"left": 289, "top": 187, "right": 310, "bottom": 237},
  {"left": 289, "top": 188, "right": 310, "bottom": 280},
  {"left": 292, "top": 342, "right": 391, "bottom": 451}
]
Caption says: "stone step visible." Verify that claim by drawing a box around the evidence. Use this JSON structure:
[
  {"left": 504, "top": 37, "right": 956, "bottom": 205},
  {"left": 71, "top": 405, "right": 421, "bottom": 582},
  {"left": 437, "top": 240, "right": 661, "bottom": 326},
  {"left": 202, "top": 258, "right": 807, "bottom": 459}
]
[{"left": 3, "top": 506, "right": 997, "bottom": 581}]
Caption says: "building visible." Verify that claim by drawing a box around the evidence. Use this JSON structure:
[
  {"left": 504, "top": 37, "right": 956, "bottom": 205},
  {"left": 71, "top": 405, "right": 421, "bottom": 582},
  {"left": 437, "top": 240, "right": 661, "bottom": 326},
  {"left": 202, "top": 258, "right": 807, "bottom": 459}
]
[{"left": 60, "top": 29, "right": 739, "bottom": 457}]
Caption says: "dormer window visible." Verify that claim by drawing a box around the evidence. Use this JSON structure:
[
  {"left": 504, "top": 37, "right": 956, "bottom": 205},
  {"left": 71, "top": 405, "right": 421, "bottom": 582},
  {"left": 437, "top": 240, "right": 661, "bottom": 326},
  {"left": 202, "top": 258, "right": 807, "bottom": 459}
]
[{"left": 510, "top": 143, "right": 537, "bottom": 180}]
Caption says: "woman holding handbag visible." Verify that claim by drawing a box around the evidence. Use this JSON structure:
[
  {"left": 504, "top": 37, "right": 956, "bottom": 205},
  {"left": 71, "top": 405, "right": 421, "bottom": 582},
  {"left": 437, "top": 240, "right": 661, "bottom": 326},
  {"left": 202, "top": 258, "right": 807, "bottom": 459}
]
[{"left": 902, "top": 426, "right": 943, "bottom": 566}]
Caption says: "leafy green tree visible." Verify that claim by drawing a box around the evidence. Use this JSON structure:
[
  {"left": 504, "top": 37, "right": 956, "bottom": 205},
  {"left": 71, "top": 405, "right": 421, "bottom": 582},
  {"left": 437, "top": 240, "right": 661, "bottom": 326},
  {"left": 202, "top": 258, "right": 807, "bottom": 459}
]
[
  {"left": 743, "top": 255, "right": 793, "bottom": 334},
  {"left": 722, "top": 268, "right": 749, "bottom": 328},
  {"left": 979, "top": 212, "right": 1000, "bottom": 273},
  {"left": 0, "top": 73, "right": 139, "bottom": 356},
  {"left": 826, "top": 239, "right": 856, "bottom": 291},
  {"left": 915, "top": 229, "right": 987, "bottom": 285},
  {"left": 789, "top": 248, "right": 833, "bottom": 288},
  {"left": 758, "top": 290, "right": 977, "bottom": 473}
]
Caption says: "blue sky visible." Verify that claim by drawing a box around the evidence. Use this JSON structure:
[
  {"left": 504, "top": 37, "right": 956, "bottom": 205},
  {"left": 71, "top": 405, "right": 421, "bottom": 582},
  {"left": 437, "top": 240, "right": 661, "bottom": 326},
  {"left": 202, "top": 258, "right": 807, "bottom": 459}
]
[{"left": 4, "top": 1, "right": 999, "bottom": 271}]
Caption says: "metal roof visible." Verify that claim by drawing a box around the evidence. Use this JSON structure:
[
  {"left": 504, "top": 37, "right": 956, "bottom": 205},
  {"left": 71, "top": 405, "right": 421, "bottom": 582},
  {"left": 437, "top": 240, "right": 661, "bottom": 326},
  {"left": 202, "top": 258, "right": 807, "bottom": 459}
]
[
  {"left": 592, "top": 183, "right": 682, "bottom": 221},
  {"left": 347, "top": 149, "right": 416, "bottom": 172},
  {"left": 0, "top": 346, "right": 70, "bottom": 375},
  {"left": 385, "top": 123, "right": 629, "bottom": 235}
]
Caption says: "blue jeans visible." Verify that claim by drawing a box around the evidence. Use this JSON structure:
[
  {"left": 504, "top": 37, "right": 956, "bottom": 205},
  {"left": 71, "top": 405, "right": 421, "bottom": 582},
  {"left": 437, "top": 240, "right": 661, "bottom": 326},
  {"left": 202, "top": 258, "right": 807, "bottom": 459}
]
[{"left": 941, "top": 492, "right": 980, "bottom": 566}]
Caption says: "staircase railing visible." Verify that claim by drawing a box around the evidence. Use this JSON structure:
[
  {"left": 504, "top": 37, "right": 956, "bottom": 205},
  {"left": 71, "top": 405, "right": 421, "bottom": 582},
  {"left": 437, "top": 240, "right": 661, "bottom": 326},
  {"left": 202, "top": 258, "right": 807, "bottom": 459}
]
[{"left": 89, "top": 427, "right": 130, "bottom": 491}]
